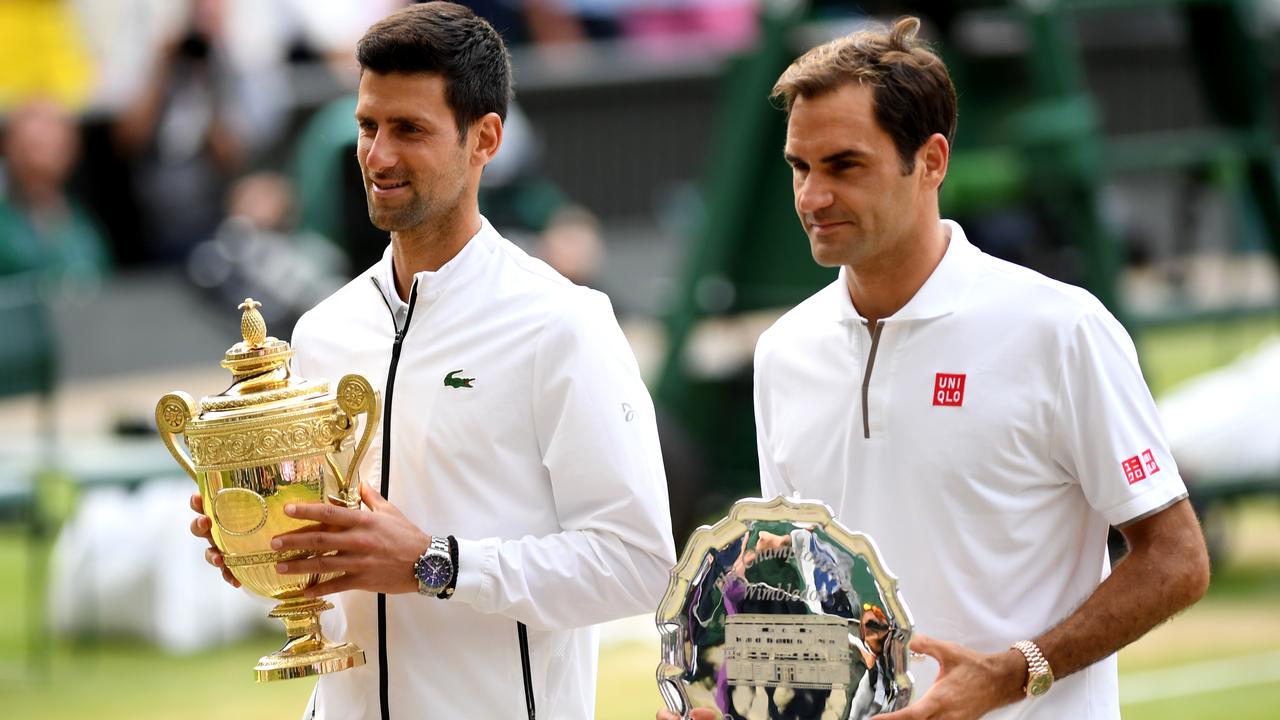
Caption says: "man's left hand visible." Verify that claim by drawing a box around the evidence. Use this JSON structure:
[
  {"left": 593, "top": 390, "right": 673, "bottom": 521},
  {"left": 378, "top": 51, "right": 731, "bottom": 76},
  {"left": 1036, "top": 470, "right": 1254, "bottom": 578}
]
[
  {"left": 875, "top": 634, "right": 1025, "bottom": 720},
  {"left": 273, "top": 481, "right": 429, "bottom": 597}
]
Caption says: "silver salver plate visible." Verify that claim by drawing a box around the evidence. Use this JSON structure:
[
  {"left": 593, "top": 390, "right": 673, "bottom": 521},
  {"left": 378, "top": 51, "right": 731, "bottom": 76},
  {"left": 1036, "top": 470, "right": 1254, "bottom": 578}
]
[{"left": 657, "top": 496, "right": 914, "bottom": 719}]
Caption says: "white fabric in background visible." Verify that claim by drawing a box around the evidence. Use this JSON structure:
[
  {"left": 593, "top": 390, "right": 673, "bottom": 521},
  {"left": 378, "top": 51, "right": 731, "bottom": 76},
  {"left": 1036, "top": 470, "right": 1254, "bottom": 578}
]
[
  {"left": 48, "top": 477, "right": 272, "bottom": 653},
  {"left": 1158, "top": 337, "right": 1280, "bottom": 480}
]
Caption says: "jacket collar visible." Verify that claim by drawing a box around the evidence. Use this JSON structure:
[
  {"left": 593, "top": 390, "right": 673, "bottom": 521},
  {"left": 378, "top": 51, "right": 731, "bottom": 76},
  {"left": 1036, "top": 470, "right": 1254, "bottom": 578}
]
[
  {"left": 831, "top": 219, "right": 978, "bottom": 324},
  {"left": 373, "top": 215, "right": 499, "bottom": 312}
]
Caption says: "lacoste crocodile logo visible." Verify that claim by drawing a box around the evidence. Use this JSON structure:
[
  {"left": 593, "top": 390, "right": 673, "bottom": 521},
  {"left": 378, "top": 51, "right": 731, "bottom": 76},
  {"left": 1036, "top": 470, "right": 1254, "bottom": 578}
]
[{"left": 444, "top": 370, "right": 475, "bottom": 389}]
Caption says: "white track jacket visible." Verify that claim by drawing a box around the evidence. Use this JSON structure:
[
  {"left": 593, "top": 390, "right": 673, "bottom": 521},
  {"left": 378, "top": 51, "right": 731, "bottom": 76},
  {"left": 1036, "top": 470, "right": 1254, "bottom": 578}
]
[{"left": 291, "top": 218, "right": 675, "bottom": 719}]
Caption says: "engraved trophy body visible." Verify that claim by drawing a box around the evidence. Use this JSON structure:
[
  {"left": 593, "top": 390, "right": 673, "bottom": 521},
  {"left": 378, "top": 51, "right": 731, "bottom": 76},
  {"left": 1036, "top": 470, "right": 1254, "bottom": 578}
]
[
  {"left": 155, "top": 299, "right": 379, "bottom": 682},
  {"left": 657, "top": 496, "right": 914, "bottom": 719}
]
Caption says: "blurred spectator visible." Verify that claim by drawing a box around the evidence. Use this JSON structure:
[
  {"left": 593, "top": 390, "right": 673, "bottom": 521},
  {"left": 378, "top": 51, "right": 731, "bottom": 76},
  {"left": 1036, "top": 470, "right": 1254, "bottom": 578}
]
[
  {"left": 186, "top": 171, "right": 349, "bottom": 331},
  {"left": 279, "top": 0, "right": 407, "bottom": 87},
  {"left": 469, "top": 0, "right": 761, "bottom": 51},
  {"left": 69, "top": 0, "right": 401, "bottom": 266},
  {"left": 107, "top": 0, "right": 300, "bottom": 263},
  {"left": 522, "top": 0, "right": 597, "bottom": 44},
  {"left": 535, "top": 205, "right": 607, "bottom": 289},
  {"left": 0, "top": 99, "right": 111, "bottom": 286},
  {"left": 619, "top": 0, "right": 759, "bottom": 54},
  {"left": 464, "top": 0, "right": 576, "bottom": 46},
  {"left": 0, "top": 0, "right": 94, "bottom": 111},
  {"left": 70, "top": 0, "right": 188, "bottom": 116}
]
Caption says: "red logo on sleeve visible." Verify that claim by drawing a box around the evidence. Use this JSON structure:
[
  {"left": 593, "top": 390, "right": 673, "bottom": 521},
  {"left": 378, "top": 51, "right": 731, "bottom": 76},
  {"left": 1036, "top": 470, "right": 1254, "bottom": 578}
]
[
  {"left": 1122, "top": 456, "right": 1147, "bottom": 484},
  {"left": 1141, "top": 449, "right": 1160, "bottom": 475},
  {"left": 933, "top": 373, "right": 966, "bottom": 407}
]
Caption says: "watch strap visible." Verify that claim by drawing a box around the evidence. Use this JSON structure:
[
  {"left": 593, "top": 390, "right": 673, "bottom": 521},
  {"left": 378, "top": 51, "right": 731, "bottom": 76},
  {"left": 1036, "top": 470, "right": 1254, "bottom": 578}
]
[
  {"left": 437, "top": 535, "right": 459, "bottom": 600},
  {"left": 1011, "top": 640, "right": 1053, "bottom": 697}
]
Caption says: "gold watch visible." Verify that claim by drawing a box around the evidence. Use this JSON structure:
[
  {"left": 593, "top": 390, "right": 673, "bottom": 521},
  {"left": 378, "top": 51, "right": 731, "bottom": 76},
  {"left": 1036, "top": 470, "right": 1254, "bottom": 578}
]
[{"left": 1011, "top": 640, "right": 1054, "bottom": 698}]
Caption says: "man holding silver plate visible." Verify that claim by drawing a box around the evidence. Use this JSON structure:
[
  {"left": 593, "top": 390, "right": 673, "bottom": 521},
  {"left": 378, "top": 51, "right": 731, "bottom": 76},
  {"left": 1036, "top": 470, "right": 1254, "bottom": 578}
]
[{"left": 660, "top": 16, "right": 1209, "bottom": 720}]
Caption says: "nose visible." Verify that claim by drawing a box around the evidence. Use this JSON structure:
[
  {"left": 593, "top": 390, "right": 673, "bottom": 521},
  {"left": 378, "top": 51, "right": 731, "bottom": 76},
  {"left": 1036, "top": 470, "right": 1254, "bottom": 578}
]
[
  {"left": 361, "top": 130, "right": 397, "bottom": 175},
  {"left": 795, "top": 174, "right": 833, "bottom": 215}
]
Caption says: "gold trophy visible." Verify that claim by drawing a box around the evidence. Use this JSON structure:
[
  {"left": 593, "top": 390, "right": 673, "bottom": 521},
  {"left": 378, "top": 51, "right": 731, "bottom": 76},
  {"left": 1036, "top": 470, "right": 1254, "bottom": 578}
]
[{"left": 155, "top": 299, "right": 378, "bottom": 682}]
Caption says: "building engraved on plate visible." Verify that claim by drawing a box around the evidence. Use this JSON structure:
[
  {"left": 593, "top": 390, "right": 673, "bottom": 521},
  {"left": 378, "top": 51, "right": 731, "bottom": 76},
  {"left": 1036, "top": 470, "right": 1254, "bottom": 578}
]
[{"left": 724, "top": 614, "right": 853, "bottom": 690}]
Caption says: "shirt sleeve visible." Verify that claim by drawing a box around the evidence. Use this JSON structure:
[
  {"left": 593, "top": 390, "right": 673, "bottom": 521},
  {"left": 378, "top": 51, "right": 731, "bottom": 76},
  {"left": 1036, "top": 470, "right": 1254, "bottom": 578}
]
[
  {"left": 754, "top": 330, "right": 794, "bottom": 500},
  {"left": 1049, "top": 304, "right": 1188, "bottom": 527},
  {"left": 449, "top": 289, "right": 676, "bottom": 630}
]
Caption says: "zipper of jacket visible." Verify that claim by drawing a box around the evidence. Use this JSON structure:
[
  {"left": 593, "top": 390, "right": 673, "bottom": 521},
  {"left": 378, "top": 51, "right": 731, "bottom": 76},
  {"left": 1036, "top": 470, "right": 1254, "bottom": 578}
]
[
  {"left": 861, "top": 320, "right": 883, "bottom": 439},
  {"left": 517, "top": 622, "right": 536, "bottom": 720},
  {"left": 368, "top": 277, "right": 533, "bottom": 719},
  {"left": 372, "top": 276, "right": 419, "bottom": 720}
]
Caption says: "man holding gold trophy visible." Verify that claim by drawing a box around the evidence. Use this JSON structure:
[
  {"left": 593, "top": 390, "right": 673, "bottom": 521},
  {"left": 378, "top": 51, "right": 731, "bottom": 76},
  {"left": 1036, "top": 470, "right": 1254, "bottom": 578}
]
[
  {"left": 659, "top": 16, "right": 1209, "bottom": 720},
  {"left": 182, "top": 3, "right": 675, "bottom": 719}
]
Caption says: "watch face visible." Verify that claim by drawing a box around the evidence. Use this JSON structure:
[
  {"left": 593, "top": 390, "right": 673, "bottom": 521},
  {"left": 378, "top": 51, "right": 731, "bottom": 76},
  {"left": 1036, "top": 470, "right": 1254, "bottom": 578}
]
[
  {"left": 1028, "top": 673, "right": 1053, "bottom": 697},
  {"left": 416, "top": 555, "right": 451, "bottom": 589}
]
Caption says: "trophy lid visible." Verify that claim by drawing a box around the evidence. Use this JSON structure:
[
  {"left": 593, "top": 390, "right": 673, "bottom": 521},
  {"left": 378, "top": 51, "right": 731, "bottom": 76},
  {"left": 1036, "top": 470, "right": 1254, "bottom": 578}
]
[{"left": 197, "top": 298, "right": 329, "bottom": 415}]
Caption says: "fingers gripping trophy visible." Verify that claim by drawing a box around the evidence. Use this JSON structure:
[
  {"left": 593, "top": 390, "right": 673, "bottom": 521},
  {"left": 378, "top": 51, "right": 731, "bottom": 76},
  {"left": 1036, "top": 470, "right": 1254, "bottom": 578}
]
[{"left": 155, "top": 299, "right": 379, "bottom": 682}]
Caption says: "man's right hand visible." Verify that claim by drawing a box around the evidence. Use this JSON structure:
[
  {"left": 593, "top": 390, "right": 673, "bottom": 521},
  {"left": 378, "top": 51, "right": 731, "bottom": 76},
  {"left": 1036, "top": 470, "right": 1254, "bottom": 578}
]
[
  {"left": 656, "top": 709, "right": 717, "bottom": 719},
  {"left": 190, "top": 493, "right": 240, "bottom": 588}
]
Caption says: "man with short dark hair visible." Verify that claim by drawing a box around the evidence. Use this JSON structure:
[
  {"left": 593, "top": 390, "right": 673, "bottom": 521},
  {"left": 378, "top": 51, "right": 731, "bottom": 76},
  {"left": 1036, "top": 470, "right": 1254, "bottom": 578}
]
[
  {"left": 662, "top": 16, "right": 1208, "bottom": 720},
  {"left": 190, "top": 4, "right": 674, "bottom": 718}
]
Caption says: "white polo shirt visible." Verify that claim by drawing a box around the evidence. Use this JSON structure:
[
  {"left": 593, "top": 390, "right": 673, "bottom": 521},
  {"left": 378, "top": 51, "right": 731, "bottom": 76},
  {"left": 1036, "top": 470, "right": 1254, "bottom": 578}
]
[{"left": 753, "top": 220, "right": 1187, "bottom": 719}]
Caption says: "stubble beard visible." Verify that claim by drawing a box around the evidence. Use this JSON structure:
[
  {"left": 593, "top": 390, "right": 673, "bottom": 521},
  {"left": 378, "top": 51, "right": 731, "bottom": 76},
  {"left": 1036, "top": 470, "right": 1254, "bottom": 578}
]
[
  {"left": 809, "top": 227, "right": 866, "bottom": 269},
  {"left": 367, "top": 190, "right": 433, "bottom": 233}
]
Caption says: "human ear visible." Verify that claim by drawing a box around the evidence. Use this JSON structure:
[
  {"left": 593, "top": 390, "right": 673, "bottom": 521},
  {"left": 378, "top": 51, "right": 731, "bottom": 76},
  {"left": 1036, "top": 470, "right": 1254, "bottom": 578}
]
[
  {"left": 918, "top": 133, "right": 949, "bottom": 190},
  {"left": 471, "top": 113, "right": 503, "bottom": 167}
]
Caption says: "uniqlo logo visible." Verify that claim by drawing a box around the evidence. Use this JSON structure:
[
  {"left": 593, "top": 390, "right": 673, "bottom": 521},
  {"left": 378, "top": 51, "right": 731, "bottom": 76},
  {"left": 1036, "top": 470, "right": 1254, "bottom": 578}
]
[
  {"left": 933, "top": 373, "right": 966, "bottom": 406},
  {"left": 1122, "top": 456, "right": 1147, "bottom": 485},
  {"left": 1141, "top": 449, "right": 1160, "bottom": 475}
]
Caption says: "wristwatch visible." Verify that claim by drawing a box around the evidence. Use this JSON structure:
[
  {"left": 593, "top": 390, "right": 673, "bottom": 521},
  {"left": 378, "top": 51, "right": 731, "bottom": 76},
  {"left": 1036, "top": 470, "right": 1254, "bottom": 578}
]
[
  {"left": 1011, "top": 640, "right": 1054, "bottom": 698},
  {"left": 413, "top": 536, "right": 454, "bottom": 598}
]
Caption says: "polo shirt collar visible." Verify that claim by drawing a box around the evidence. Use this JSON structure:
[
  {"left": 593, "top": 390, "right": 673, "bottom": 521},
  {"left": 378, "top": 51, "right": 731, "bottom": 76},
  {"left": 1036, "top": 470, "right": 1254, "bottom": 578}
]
[
  {"left": 373, "top": 215, "right": 499, "bottom": 312},
  {"left": 831, "top": 219, "right": 978, "bottom": 323}
]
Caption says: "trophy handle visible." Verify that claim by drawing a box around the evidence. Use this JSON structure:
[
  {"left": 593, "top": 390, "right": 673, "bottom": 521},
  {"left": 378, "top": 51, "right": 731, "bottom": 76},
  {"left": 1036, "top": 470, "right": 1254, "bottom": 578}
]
[
  {"left": 335, "top": 374, "right": 379, "bottom": 505},
  {"left": 155, "top": 392, "right": 199, "bottom": 482}
]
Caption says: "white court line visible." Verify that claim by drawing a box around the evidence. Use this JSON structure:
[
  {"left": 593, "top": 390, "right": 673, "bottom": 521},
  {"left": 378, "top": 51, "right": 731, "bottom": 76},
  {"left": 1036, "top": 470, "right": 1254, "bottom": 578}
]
[{"left": 1121, "top": 649, "right": 1280, "bottom": 705}]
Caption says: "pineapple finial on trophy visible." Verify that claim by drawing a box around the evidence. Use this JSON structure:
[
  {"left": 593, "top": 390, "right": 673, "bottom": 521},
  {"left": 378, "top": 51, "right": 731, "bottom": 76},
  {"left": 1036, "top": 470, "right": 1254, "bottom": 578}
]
[{"left": 238, "top": 298, "right": 267, "bottom": 348}]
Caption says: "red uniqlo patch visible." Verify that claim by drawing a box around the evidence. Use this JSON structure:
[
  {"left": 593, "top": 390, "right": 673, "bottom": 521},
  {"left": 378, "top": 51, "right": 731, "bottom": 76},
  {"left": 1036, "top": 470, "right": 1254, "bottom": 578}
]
[
  {"left": 1122, "top": 456, "right": 1147, "bottom": 485},
  {"left": 1141, "top": 449, "right": 1160, "bottom": 475},
  {"left": 933, "top": 373, "right": 966, "bottom": 407}
]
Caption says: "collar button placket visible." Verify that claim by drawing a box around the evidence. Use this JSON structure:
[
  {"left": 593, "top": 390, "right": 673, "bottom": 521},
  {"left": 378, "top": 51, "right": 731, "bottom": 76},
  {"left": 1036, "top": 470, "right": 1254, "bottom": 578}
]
[
  {"left": 856, "top": 320, "right": 885, "bottom": 440},
  {"left": 846, "top": 319, "right": 866, "bottom": 440}
]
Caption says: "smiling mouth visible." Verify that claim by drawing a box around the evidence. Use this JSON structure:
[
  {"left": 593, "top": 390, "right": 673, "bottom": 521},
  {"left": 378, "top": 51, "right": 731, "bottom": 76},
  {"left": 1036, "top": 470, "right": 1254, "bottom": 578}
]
[{"left": 372, "top": 179, "right": 410, "bottom": 191}]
